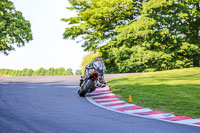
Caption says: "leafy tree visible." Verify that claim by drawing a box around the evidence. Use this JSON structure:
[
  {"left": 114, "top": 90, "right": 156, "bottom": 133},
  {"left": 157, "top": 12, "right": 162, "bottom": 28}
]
[
  {"left": 62, "top": 0, "right": 143, "bottom": 51},
  {"left": 46, "top": 68, "right": 55, "bottom": 76},
  {"left": 100, "top": 44, "right": 119, "bottom": 73},
  {"left": 12, "top": 70, "right": 17, "bottom": 76},
  {"left": 3, "top": 69, "right": 9, "bottom": 75},
  {"left": 0, "top": 69, "right": 4, "bottom": 75},
  {"left": 66, "top": 68, "right": 73, "bottom": 75},
  {"left": 16, "top": 70, "right": 21, "bottom": 76},
  {"left": 111, "top": 0, "right": 200, "bottom": 72},
  {"left": 64, "top": 0, "right": 200, "bottom": 73},
  {"left": 56, "top": 68, "right": 65, "bottom": 75},
  {"left": 33, "top": 68, "right": 46, "bottom": 76},
  {"left": 23, "top": 69, "right": 33, "bottom": 76},
  {"left": 75, "top": 69, "right": 82, "bottom": 75},
  {"left": 0, "top": 0, "right": 32, "bottom": 55},
  {"left": 53, "top": 68, "right": 58, "bottom": 75},
  {"left": 62, "top": 0, "right": 150, "bottom": 73},
  {"left": 21, "top": 69, "right": 26, "bottom": 76},
  {"left": 8, "top": 69, "right": 14, "bottom": 76}
]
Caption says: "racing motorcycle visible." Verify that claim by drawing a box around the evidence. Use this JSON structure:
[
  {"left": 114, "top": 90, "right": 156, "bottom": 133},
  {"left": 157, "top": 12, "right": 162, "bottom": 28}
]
[{"left": 78, "top": 66, "right": 105, "bottom": 97}]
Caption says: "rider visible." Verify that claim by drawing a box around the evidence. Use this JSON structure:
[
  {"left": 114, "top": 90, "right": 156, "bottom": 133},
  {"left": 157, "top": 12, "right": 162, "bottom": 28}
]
[{"left": 81, "top": 56, "right": 106, "bottom": 87}]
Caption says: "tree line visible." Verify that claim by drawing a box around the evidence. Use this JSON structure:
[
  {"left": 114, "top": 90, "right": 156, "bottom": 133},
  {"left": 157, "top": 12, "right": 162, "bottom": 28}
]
[
  {"left": 63, "top": 0, "right": 200, "bottom": 73},
  {"left": 0, "top": 68, "right": 82, "bottom": 76}
]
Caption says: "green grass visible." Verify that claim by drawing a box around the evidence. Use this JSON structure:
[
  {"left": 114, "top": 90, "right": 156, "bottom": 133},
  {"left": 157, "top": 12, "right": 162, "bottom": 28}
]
[{"left": 108, "top": 68, "right": 200, "bottom": 118}]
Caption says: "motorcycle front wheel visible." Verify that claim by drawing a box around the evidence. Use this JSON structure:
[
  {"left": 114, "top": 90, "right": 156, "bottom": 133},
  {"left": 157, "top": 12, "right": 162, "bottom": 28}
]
[{"left": 78, "top": 79, "right": 93, "bottom": 97}]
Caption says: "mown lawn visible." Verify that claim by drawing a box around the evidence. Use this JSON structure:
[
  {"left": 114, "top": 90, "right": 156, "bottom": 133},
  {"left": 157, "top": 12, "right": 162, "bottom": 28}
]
[{"left": 108, "top": 68, "right": 200, "bottom": 118}]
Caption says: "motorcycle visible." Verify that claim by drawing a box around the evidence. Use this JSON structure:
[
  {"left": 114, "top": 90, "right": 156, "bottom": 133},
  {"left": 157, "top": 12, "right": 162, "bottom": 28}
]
[{"left": 78, "top": 66, "right": 105, "bottom": 97}]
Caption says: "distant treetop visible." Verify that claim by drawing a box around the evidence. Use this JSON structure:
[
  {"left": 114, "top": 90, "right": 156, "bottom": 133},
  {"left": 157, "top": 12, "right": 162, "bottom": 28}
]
[{"left": 0, "top": 0, "right": 33, "bottom": 55}]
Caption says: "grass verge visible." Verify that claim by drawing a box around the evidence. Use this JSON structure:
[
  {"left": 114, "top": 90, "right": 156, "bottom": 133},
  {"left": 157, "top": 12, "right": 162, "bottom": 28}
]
[{"left": 108, "top": 68, "right": 200, "bottom": 118}]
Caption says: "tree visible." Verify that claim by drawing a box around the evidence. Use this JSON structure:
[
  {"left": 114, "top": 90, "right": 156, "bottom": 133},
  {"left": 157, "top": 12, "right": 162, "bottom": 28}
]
[
  {"left": 56, "top": 68, "right": 65, "bottom": 75},
  {"left": 16, "top": 70, "right": 21, "bottom": 76},
  {"left": 63, "top": 0, "right": 200, "bottom": 73},
  {"left": 8, "top": 69, "right": 15, "bottom": 76},
  {"left": 0, "top": 0, "right": 32, "bottom": 55},
  {"left": 111, "top": 0, "right": 200, "bottom": 72},
  {"left": 23, "top": 69, "right": 33, "bottom": 76},
  {"left": 66, "top": 68, "right": 73, "bottom": 75},
  {"left": 33, "top": 68, "right": 46, "bottom": 76},
  {"left": 46, "top": 68, "right": 55, "bottom": 76},
  {"left": 75, "top": 69, "right": 82, "bottom": 75},
  {"left": 62, "top": 0, "right": 143, "bottom": 51}
]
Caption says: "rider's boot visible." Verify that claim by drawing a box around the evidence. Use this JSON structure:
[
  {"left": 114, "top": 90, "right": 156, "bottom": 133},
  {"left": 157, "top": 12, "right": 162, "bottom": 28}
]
[{"left": 100, "top": 78, "right": 106, "bottom": 87}]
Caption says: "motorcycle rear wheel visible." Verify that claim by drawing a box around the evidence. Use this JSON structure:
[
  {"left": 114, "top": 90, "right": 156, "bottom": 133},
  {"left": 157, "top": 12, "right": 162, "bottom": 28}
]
[{"left": 78, "top": 79, "right": 93, "bottom": 97}]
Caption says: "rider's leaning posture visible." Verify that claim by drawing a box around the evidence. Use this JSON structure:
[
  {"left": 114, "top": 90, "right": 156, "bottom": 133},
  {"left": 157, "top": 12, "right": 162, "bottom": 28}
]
[{"left": 80, "top": 56, "right": 106, "bottom": 87}]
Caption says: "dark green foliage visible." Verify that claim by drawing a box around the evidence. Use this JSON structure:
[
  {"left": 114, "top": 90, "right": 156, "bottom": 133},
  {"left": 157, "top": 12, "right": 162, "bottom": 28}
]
[
  {"left": 0, "top": 0, "right": 33, "bottom": 55},
  {"left": 62, "top": 0, "right": 141, "bottom": 51},
  {"left": 109, "top": 0, "right": 200, "bottom": 72},
  {"left": 63, "top": 0, "right": 200, "bottom": 73},
  {"left": 0, "top": 68, "right": 74, "bottom": 76}
]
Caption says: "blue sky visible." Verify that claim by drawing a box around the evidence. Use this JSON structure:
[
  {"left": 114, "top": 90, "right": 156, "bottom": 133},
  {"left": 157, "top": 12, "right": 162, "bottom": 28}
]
[{"left": 0, "top": 0, "right": 88, "bottom": 71}]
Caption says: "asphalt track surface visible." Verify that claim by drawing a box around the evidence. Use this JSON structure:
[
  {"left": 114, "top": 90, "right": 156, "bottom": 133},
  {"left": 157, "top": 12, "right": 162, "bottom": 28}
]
[{"left": 0, "top": 75, "right": 199, "bottom": 133}]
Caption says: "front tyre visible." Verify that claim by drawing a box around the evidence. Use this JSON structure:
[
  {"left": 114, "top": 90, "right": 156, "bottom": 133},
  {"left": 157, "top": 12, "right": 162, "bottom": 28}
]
[{"left": 78, "top": 79, "right": 93, "bottom": 97}]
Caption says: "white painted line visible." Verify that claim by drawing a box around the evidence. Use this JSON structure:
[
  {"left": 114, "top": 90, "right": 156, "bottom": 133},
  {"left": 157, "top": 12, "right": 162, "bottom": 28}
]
[
  {"left": 146, "top": 113, "right": 175, "bottom": 119},
  {"left": 91, "top": 92, "right": 111, "bottom": 95},
  {"left": 95, "top": 88, "right": 109, "bottom": 91},
  {"left": 123, "top": 108, "right": 152, "bottom": 114},
  {"left": 95, "top": 87, "right": 109, "bottom": 91},
  {"left": 109, "top": 104, "right": 136, "bottom": 109},
  {"left": 103, "top": 86, "right": 110, "bottom": 90},
  {"left": 99, "top": 101, "right": 125, "bottom": 105},
  {"left": 176, "top": 118, "right": 200, "bottom": 124},
  {"left": 90, "top": 93, "right": 114, "bottom": 98},
  {"left": 93, "top": 98, "right": 119, "bottom": 102}
]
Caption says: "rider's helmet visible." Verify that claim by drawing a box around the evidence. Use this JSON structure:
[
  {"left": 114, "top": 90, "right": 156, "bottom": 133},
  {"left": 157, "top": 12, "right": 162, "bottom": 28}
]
[{"left": 95, "top": 56, "right": 102, "bottom": 61}]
